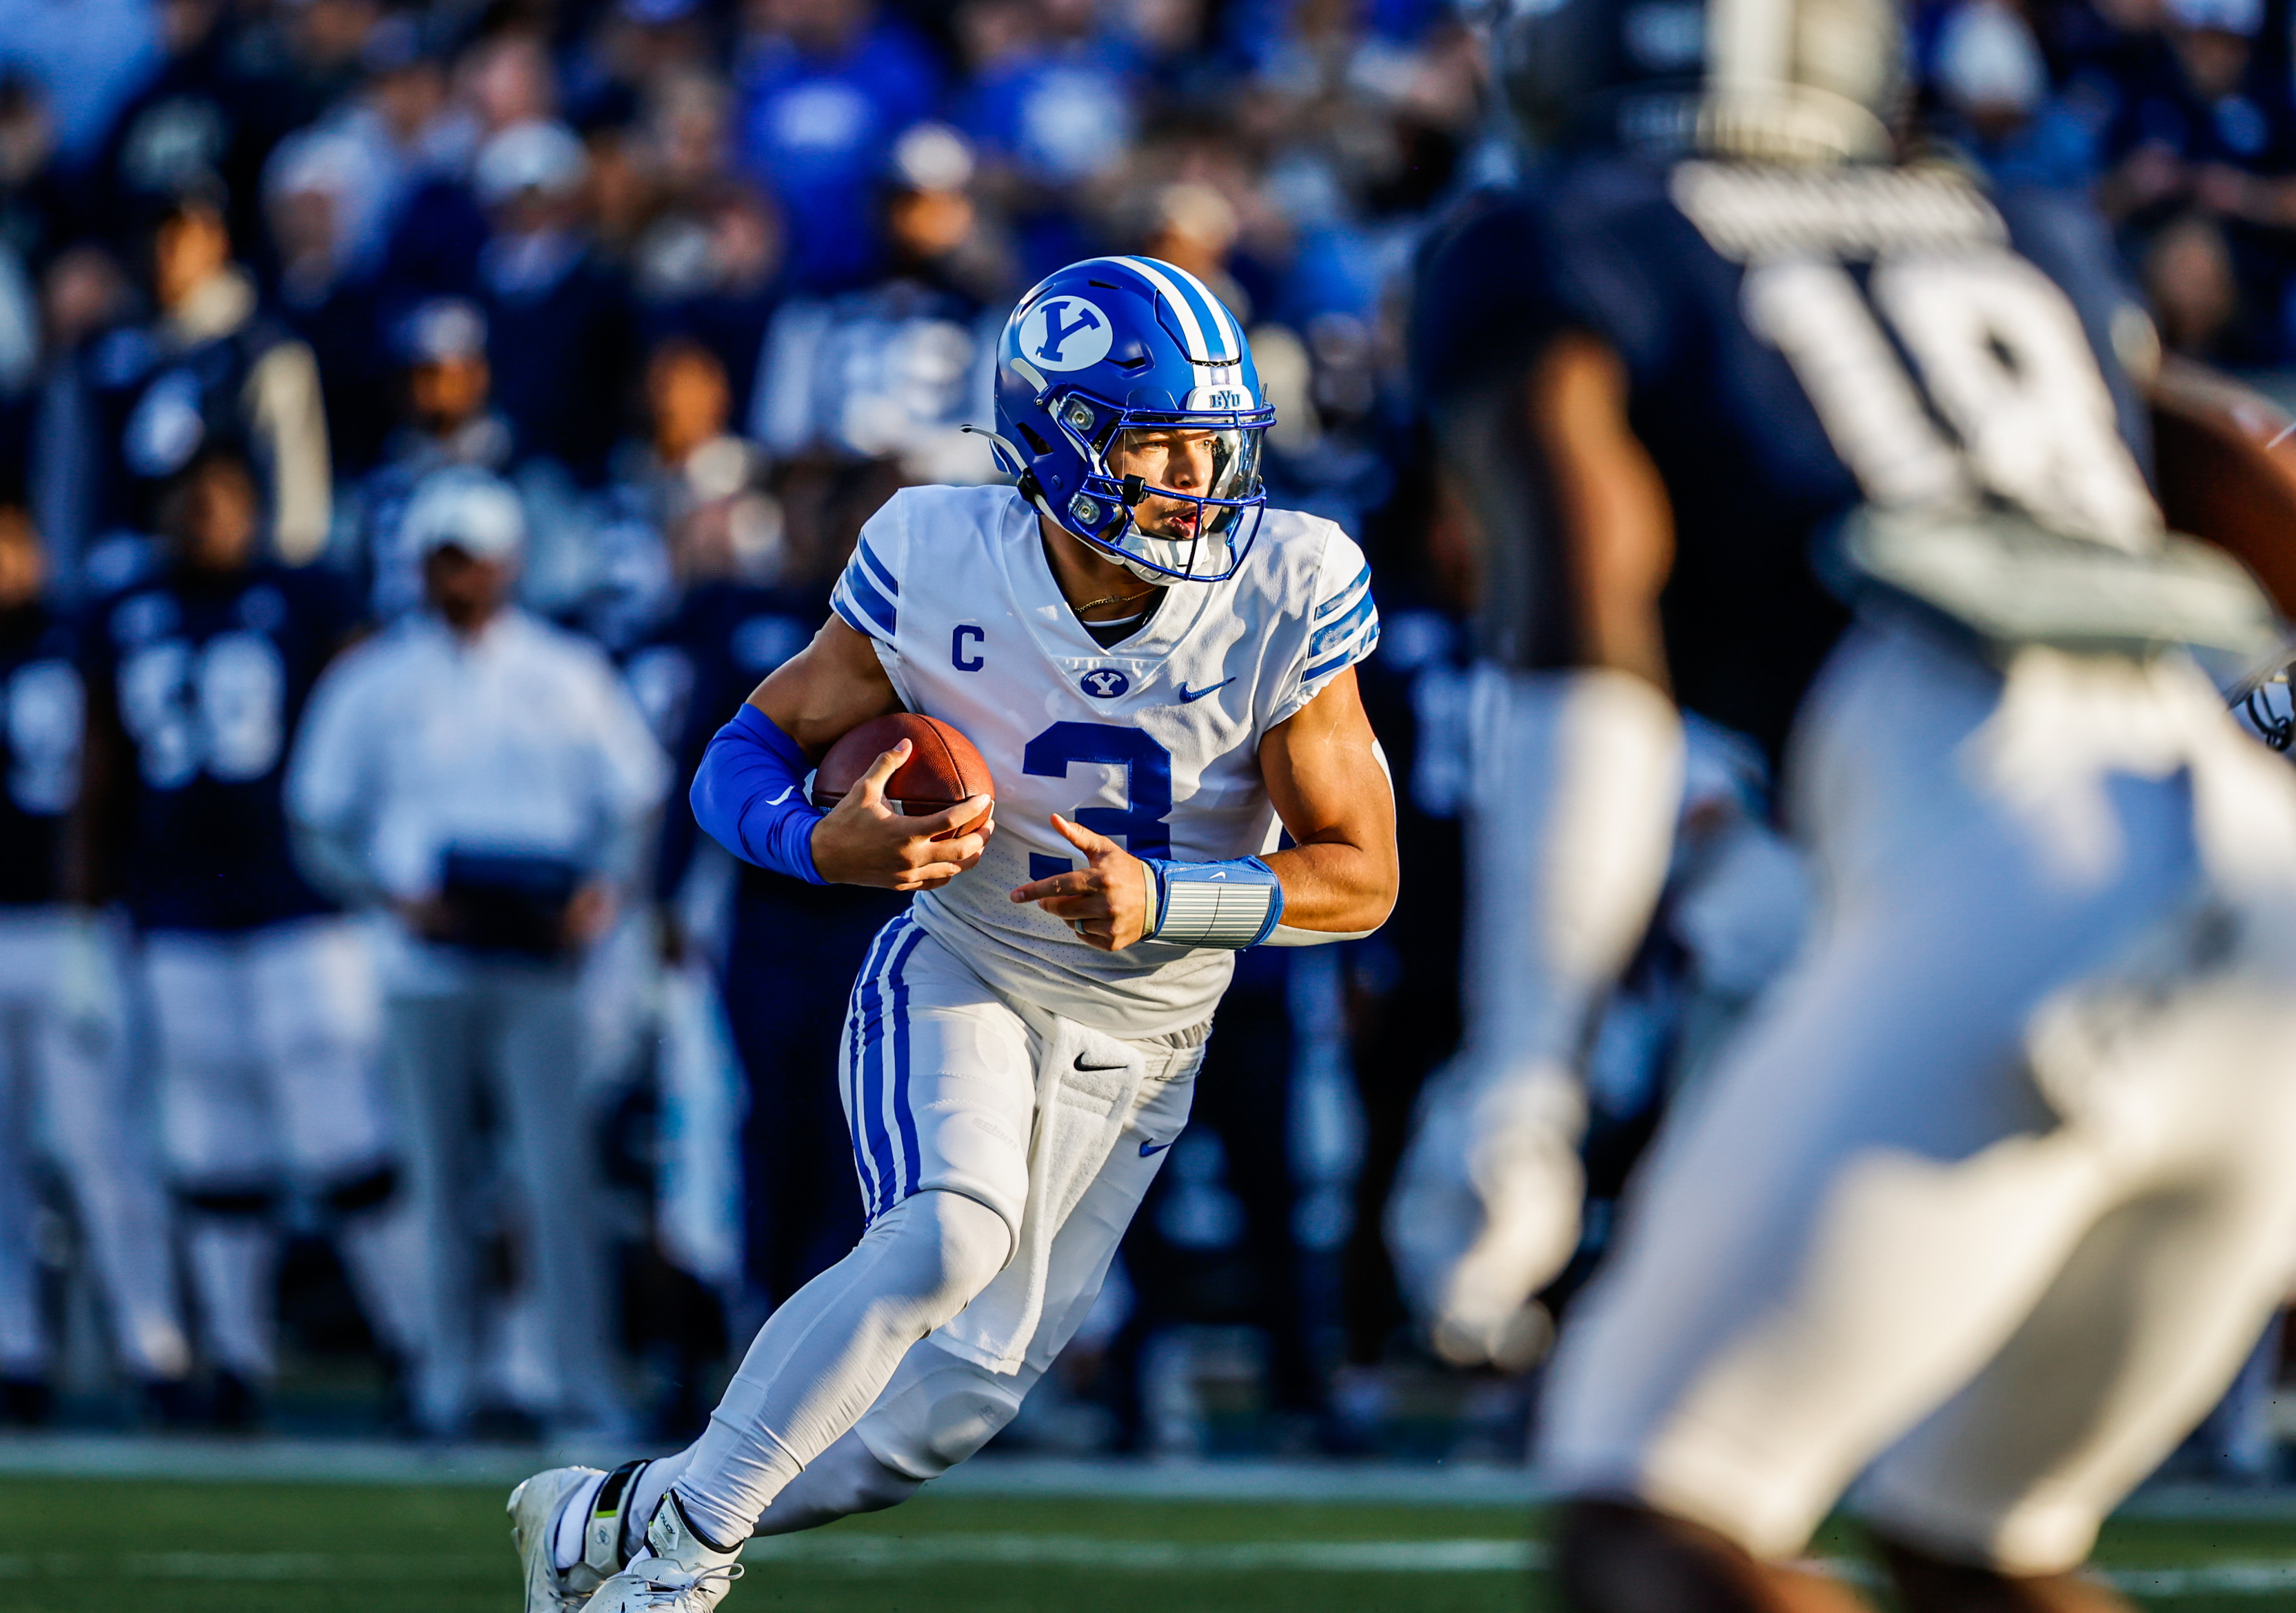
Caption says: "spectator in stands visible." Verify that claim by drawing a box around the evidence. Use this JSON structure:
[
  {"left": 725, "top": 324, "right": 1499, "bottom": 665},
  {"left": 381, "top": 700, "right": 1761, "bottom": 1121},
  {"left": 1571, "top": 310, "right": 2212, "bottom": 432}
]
[
  {"left": 265, "top": 126, "right": 394, "bottom": 478},
  {"left": 749, "top": 121, "right": 1004, "bottom": 504},
  {"left": 0, "top": 0, "right": 157, "bottom": 170},
  {"left": 26, "top": 244, "right": 133, "bottom": 603},
  {"left": 88, "top": 0, "right": 284, "bottom": 255},
  {"left": 474, "top": 121, "right": 640, "bottom": 484},
  {"left": 73, "top": 443, "right": 414, "bottom": 1430},
  {"left": 287, "top": 468, "right": 667, "bottom": 1441},
  {"left": 0, "top": 498, "right": 193, "bottom": 1426},
  {"left": 75, "top": 190, "right": 333, "bottom": 583},
  {"left": 733, "top": 0, "right": 943, "bottom": 291},
  {"left": 2095, "top": 0, "right": 2296, "bottom": 359},
  {"left": 1924, "top": 0, "right": 2100, "bottom": 189},
  {"left": 338, "top": 298, "right": 514, "bottom": 622}
]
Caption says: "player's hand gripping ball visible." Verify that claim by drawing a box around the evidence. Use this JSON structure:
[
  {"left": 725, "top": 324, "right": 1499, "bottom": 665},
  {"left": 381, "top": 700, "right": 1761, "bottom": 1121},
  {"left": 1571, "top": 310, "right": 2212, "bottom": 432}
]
[{"left": 809, "top": 713, "right": 996, "bottom": 892}]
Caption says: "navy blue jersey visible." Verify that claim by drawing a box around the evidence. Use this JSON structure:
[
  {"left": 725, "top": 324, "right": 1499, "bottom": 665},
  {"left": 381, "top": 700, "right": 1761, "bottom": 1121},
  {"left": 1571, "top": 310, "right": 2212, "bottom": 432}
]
[
  {"left": 626, "top": 578, "right": 826, "bottom": 899},
  {"left": 1414, "top": 157, "right": 2158, "bottom": 762},
  {"left": 83, "top": 561, "right": 359, "bottom": 932},
  {"left": 0, "top": 605, "right": 81, "bottom": 908}
]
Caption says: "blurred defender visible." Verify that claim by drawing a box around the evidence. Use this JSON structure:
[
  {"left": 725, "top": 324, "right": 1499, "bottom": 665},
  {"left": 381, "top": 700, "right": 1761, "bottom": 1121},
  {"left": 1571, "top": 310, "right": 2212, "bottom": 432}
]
[{"left": 1396, "top": 3, "right": 2296, "bottom": 1608}]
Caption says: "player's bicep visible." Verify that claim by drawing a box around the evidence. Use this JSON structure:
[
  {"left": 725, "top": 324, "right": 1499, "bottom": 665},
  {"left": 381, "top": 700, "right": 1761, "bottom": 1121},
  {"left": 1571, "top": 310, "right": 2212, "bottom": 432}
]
[
  {"left": 744, "top": 617, "right": 904, "bottom": 759},
  {"left": 1257, "top": 668, "right": 1398, "bottom": 926}
]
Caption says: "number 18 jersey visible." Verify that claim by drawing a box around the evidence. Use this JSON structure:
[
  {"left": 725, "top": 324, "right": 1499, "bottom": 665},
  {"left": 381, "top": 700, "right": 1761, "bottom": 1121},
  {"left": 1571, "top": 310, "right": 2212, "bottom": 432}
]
[
  {"left": 830, "top": 483, "right": 1378, "bottom": 1038},
  {"left": 1416, "top": 157, "right": 2163, "bottom": 768}
]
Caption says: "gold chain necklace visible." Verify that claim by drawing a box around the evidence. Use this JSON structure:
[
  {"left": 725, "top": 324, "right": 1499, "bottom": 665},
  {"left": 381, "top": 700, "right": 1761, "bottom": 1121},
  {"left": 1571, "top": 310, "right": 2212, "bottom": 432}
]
[{"left": 1072, "top": 583, "right": 1160, "bottom": 617}]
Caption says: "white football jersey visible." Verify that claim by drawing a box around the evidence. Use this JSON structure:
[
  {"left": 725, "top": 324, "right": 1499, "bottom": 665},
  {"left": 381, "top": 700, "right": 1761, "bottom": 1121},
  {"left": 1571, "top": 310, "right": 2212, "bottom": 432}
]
[{"left": 829, "top": 483, "right": 1378, "bottom": 1036}]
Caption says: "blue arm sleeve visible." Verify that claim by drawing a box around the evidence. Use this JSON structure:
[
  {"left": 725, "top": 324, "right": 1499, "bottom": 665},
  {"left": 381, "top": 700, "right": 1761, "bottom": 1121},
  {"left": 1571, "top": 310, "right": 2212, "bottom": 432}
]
[{"left": 689, "top": 705, "right": 829, "bottom": 885}]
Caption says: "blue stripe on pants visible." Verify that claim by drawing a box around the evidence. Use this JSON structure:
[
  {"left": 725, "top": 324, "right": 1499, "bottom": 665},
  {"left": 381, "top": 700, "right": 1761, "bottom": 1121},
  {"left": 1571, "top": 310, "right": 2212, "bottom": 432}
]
[
  {"left": 885, "top": 921, "right": 929, "bottom": 1201},
  {"left": 854, "top": 917, "right": 907, "bottom": 1216},
  {"left": 845, "top": 922, "right": 899, "bottom": 1214}
]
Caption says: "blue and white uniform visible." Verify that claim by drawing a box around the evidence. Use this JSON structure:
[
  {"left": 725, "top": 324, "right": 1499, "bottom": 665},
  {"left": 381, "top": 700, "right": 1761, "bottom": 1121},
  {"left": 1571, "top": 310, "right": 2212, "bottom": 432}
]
[
  {"left": 831, "top": 482, "right": 1376, "bottom": 1039},
  {"left": 567, "top": 257, "right": 1383, "bottom": 1580}
]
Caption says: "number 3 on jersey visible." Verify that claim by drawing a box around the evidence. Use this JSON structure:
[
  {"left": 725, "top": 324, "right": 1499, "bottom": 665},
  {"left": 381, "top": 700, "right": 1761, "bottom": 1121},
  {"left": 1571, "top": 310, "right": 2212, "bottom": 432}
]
[
  {"left": 1023, "top": 722, "right": 1171, "bottom": 881},
  {"left": 1744, "top": 250, "right": 2157, "bottom": 549}
]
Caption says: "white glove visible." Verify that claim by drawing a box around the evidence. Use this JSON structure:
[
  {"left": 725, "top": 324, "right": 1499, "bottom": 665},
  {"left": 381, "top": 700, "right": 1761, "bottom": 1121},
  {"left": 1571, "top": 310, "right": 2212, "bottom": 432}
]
[{"left": 1387, "top": 1058, "right": 1586, "bottom": 1372}]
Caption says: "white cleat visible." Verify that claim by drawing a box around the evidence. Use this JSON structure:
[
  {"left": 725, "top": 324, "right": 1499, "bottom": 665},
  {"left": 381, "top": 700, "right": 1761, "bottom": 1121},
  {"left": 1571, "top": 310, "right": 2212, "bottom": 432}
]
[
  {"left": 508, "top": 1465, "right": 604, "bottom": 1613},
  {"left": 576, "top": 1492, "right": 745, "bottom": 1613}
]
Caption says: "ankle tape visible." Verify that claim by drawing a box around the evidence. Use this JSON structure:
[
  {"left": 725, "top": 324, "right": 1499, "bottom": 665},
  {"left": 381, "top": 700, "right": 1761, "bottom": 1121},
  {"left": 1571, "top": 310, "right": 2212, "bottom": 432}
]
[{"left": 585, "top": 1460, "right": 647, "bottom": 1579}]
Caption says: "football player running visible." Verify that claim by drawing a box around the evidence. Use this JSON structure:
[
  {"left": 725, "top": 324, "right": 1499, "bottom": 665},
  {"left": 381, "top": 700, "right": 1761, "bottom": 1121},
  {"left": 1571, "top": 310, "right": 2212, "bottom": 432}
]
[
  {"left": 507, "top": 256, "right": 1398, "bottom": 1612},
  {"left": 1391, "top": 3, "right": 2296, "bottom": 1610}
]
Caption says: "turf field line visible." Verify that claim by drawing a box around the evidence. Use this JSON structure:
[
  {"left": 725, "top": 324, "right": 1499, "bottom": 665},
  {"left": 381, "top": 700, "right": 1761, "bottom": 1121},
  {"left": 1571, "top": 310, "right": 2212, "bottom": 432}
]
[
  {"left": 7, "top": 1542, "right": 2293, "bottom": 1590},
  {"left": 741, "top": 1534, "right": 1544, "bottom": 1572}
]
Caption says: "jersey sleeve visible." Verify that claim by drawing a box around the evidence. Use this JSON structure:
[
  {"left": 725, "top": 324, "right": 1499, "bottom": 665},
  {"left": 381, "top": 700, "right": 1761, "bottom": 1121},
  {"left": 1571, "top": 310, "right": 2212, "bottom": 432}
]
[
  {"left": 1271, "top": 527, "right": 1379, "bottom": 727},
  {"left": 829, "top": 497, "right": 906, "bottom": 646}
]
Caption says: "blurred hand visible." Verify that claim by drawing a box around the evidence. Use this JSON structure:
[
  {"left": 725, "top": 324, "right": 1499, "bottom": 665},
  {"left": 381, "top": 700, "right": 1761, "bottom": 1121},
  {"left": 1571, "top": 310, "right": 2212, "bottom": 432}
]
[
  {"left": 1387, "top": 1059, "right": 1586, "bottom": 1373},
  {"left": 562, "top": 881, "right": 618, "bottom": 948},
  {"left": 1007, "top": 814, "right": 1151, "bottom": 951},
  {"left": 809, "top": 738, "right": 994, "bottom": 892}
]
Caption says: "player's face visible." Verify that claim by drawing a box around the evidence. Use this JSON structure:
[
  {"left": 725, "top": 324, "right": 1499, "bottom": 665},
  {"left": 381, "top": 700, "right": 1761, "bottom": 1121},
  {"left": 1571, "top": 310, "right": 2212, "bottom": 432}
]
[{"left": 1108, "top": 426, "right": 1254, "bottom": 541}]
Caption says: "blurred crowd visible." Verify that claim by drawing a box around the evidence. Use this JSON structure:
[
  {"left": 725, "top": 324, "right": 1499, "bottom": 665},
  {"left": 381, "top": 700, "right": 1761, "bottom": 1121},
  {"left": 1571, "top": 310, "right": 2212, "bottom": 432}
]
[{"left": 0, "top": 0, "right": 2285, "bottom": 1456}]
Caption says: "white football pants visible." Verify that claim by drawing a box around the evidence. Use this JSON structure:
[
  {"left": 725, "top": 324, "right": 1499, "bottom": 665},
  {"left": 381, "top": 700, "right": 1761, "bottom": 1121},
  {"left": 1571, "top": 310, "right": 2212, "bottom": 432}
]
[
  {"left": 145, "top": 916, "right": 419, "bottom": 1381},
  {"left": 673, "top": 916, "right": 1202, "bottom": 1545},
  {"left": 0, "top": 908, "right": 188, "bottom": 1381},
  {"left": 1540, "top": 619, "right": 2296, "bottom": 1576}
]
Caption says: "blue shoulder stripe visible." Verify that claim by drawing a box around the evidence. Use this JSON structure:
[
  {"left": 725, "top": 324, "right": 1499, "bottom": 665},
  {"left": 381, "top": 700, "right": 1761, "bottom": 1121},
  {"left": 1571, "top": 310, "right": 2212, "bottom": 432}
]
[
  {"left": 1309, "top": 590, "right": 1378, "bottom": 661},
  {"left": 1313, "top": 563, "right": 1372, "bottom": 623},
  {"left": 1304, "top": 618, "right": 1380, "bottom": 686},
  {"left": 834, "top": 570, "right": 898, "bottom": 641},
  {"left": 855, "top": 537, "right": 899, "bottom": 598}
]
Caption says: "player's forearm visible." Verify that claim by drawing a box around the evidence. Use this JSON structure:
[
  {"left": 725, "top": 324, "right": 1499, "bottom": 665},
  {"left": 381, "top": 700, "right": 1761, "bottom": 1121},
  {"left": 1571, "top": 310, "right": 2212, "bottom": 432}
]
[
  {"left": 1458, "top": 667, "right": 1682, "bottom": 1072},
  {"left": 1262, "top": 839, "right": 1397, "bottom": 934}
]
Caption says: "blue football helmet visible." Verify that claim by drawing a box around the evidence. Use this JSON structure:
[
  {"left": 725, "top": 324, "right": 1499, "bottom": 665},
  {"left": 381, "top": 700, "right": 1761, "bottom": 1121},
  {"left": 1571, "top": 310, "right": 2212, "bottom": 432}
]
[{"left": 980, "top": 256, "right": 1276, "bottom": 584}]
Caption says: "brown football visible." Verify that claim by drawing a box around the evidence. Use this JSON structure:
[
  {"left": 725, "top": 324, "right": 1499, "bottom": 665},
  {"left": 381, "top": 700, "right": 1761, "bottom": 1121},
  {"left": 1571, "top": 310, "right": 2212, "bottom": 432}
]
[
  {"left": 2151, "top": 357, "right": 2296, "bottom": 617},
  {"left": 813, "top": 712, "right": 994, "bottom": 837}
]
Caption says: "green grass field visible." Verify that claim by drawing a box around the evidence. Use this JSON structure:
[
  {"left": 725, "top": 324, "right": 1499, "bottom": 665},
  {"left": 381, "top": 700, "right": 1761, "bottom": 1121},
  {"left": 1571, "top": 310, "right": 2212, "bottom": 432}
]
[{"left": 1, "top": 1476, "right": 2293, "bottom": 1612}]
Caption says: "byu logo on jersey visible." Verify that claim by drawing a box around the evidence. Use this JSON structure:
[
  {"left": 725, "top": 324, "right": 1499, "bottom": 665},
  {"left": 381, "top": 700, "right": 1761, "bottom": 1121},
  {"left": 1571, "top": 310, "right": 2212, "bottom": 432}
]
[
  {"left": 1021, "top": 297, "right": 1114, "bottom": 371},
  {"left": 1079, "top": 667, "right": 1129, "bottom": 699}
]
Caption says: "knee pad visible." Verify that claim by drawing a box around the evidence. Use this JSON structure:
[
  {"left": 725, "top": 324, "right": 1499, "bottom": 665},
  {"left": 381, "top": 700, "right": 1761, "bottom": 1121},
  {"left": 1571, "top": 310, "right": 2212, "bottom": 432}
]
[
  {"left": 855, "top": 1340, "right": 1029, "bottom": 1481},
  {"left": 874, "top": 1190, "right": 1013, "bottom": 1325}
]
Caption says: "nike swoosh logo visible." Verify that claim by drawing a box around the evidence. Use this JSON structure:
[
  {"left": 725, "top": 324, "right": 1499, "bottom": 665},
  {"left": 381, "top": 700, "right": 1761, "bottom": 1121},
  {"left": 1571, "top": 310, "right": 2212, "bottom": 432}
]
[
  {"left": 766, "top": 784, "right": 796, "bottom": 806},
  {"left": 1074, "top": 1054, "right": 1131, "bottom": 1072},
  {"left": 1138, "top": 1139, "right": 1172, "bottom": 1157},
  {"left": 1176, "top": 677, "right": 1235, "bottom": 704}
]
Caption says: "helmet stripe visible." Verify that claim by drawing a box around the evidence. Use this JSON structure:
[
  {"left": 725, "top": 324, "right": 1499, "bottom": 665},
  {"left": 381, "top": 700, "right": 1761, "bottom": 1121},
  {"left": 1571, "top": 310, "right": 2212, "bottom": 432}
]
[
  {"left": 1173, "top": 263, "right": 1244, "bottom": 361},
  {"left": 1162, "top": 261, "right": 1238, "bottom": 360},
  {"left": 1120, "top": 255, "right": 1210, "bottom": 361},
  {"left": 1196, "top": 271, "right": 1244, "bottom": 357}
]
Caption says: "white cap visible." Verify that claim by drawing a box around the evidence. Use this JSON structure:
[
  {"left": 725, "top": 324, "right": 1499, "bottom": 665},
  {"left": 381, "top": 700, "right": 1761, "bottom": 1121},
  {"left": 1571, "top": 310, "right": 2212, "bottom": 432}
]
[
  {"left": 397, "top": 297, "right": 487, "bottom": 364},
  {"left": 891, "top": 122, "right": 974, "bottom": 193},
  {"left": 264, "top": 126, "right": 372, "bottom": 202},
  {"left": 401, "top": 468, "right": 525, "bottom": 559},
  {"left": 474, "top": 121, "right": 590, "bottom": 207},
  {"left": 1935, "top": 0, "right": 2045, "bottom": 114}
]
